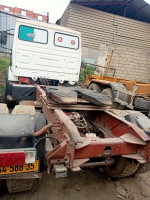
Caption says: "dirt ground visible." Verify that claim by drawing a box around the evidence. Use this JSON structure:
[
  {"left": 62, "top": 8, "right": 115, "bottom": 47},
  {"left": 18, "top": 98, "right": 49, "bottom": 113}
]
[{"left": 0, "top": 169, "right": 150, "bottom": 200}]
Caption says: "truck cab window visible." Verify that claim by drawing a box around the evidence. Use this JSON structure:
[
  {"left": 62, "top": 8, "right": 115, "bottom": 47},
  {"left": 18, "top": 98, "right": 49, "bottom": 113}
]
[
  {"left": 54, "top": 32, "right": 79, "bottom": 50},
  {"left": 19, "top": 25, "right": 48, "bottom": 44}
]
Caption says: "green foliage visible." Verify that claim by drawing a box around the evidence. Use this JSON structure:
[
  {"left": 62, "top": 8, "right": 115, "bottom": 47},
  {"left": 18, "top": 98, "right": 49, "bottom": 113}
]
[
  {"left": 0, "top": 84, "right": 5, "bottom": 95},
  {"left": 0, "top": 57, "right": 10, "bottom": 72},
  {"left": 0, "top": 57, "right": 10, "bottom": 97},
  {"left": 79, "top": 62, "right": 96, "bottom": 83}
]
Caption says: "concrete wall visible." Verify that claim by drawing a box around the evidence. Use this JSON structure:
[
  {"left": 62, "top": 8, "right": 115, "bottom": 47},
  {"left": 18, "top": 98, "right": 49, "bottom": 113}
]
[{"left": 82, "top": 44, "right": 150, "bottom": 82}]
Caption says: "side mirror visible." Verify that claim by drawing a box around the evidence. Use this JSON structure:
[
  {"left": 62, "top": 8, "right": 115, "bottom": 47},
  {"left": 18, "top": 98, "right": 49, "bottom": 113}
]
[{"left": 0, "top": 31, "right": 7, "bottom": 45}]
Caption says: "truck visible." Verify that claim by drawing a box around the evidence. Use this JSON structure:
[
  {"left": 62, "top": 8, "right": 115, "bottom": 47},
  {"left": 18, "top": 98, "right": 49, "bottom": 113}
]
[
  {"left": 0, "top": 18, "right": 150, "bottom": 193},
  {"left": 86, "top": 74, "right": 150, "bottom": 117}
]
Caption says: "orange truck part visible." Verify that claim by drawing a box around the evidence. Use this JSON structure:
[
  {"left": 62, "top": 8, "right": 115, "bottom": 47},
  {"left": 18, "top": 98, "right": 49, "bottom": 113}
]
[{"left": 86, "top": 74, "right": 150, "bottom": 96}]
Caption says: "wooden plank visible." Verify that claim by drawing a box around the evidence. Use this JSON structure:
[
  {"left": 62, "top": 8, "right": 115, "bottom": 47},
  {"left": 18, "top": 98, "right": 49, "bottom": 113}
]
[
  {"left": 114, "top": 20, "right": 150, "bottom": 31},
  {"left": 113, "top": 35, "right": 150, "bottom": 46},
  {"left": 60, "top": 9, "right": 69, "bottom": 26},
  {"left": 113, "top": 39, "right": 150, "bottom": 50},
  {"left": 69, "top": 3, "right": 150, "bottom": 34},
  {"left": 68, "top": 21, "right": 116, "bottom": 34},
  {"left": 114, "top": 15, "right": 150, "bottom": 29},
  {"left": 80, "top": 41, "right": 111, "bottom": 50},
  {"left": 69, "top": 11, "right": 115, "bottom": 25},
  {"left": 70, "top": 3, "right": 150, "bottom": 36},
  {"left": 68, "top": 25, "right": 113, "bottom": 36},
  {"left": 46, "top": 87, "right": 77, "bottom": 104},
  {"left": 63, "top": 3, "right": 150, "bottom": 50},
  {"left": 113, "top": 40, "right": 150, "bottom": 48},
  {"left": 69, "top": 4, "right": 115, "bottom": 21},
  {"left": 116, "top": 28, "right": 150, "bottom": 41},
  {"left": 46, "top": 86, "right": 112, "bottom": 106},
  {"left": 67, "top": 24, "right": 114, "bottom": 39},
  {"left": 75, "top": 88, "right": 112, "bottom": 106},
  {"left": 67, "top": 25, "right": 114, "bottom": 40},
  {"left": 81, "top": 37, "right": 113, "bottom": 44},
  {"left": 116, "top": 26, "right": 150, "bottom": 36}
]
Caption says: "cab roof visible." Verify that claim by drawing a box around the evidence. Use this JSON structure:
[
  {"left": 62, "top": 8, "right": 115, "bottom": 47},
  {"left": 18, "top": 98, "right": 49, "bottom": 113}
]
[{"left": 16, "top": 18, "right": 81, "bottom": 35}]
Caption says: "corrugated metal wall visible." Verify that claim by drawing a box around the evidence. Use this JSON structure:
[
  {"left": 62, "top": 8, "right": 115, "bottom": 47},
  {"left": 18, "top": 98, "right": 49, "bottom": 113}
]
[
  {"left": 60, "top": 9, "right": 69, "bottom": 27},
  {"left": 0, "top": 10, "right": 34, "bottom": 57},
  {"left": 61, "top": 3, "right": 150, "bottom": 50},
  {"left": 0, "top": 11, "right": 16, "bottom": 57}
]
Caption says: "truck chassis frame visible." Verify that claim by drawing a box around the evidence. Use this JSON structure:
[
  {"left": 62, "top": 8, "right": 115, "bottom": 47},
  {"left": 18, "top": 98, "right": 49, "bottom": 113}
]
[{"left": 35, "top": 85, "right": 150, "bottom": 173}]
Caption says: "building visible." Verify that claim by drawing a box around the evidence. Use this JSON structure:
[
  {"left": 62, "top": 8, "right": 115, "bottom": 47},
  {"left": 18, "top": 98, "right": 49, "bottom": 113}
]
[
  {"left": 58, "top": 0, "right": 150, "bottom": 82},
  {"left": 0, "top": 4, "right": 48, "bottom": 57}
]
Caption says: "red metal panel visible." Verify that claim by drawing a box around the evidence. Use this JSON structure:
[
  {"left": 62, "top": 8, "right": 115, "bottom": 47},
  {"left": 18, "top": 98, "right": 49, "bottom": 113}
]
[
  {"left": 95, "top": 111, "right": 150, "bottom": 141},
  {"left": 74, "top": 138, "right": 137, "bottom": 159}
]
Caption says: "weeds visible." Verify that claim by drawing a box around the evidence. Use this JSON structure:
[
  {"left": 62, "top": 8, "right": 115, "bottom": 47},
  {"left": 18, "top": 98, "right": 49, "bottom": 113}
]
[
  {"left": 79, "top": 62, "right": 96, "bottom": 83},
  {"left": 0, "top": 57, "right": 10, "bottom": 72},
  {"left": 0, "top": 57, "right": 10, "bottom": 97}
]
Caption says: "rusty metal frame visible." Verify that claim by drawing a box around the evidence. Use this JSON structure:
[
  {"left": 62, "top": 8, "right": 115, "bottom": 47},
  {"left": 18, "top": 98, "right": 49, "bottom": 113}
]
[{"left": 36, "top": 86, "right": 150, "bottom": 171}]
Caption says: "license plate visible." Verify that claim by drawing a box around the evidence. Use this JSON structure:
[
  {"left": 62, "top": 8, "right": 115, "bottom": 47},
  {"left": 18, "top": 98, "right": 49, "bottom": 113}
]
[{"left": 0, "top": 160, "right": 39, "bottom": 175}]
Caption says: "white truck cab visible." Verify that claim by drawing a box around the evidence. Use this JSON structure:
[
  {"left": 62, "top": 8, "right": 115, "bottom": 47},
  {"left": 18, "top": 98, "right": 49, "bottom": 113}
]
[
  {"left": 3, "top": 19, "right": 81, "bottom": 102},
  {"left": 9, "top": 18, "right": 81, "bottom": 82}
]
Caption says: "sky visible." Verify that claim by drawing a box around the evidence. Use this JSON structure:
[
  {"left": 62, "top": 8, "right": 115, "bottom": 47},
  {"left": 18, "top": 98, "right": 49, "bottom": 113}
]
[
  {"left": 0, "top": 0, "right": 150, "bottom": 23},
  {"left": 0, "top": 0, "right": 70, "bottom": 23}
]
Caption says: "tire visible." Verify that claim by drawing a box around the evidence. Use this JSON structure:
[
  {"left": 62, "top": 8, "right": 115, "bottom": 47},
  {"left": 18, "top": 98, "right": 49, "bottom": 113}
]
[
  {"left": 135, "top": 162, "right": 150, "bottom": 174},
  {"left": 0, "top": 180, "right": 2, "bottom": 190},
  {"left": 5, "top": 69, "right": 11, "bottom": 99},
  {"left": 5, "top": 81, "right": 16, "bottom": 108},
  {"left": 101, "top": 88, "right": 124, "bottom": 109},
  {"left": 34, "top": 113, "right": 46, "bottom": 172},
  {"left": 105, "top": 157, "right": 140, "bottom": 178},
  {"left": 101, "top": 88, "right": 117, "bottom": 109},
  {"left": 134, "top": 97, "right": 150, "bottom": 110},
  {"left": 89, "top": 83, "right": 101, "bottom": 92}
]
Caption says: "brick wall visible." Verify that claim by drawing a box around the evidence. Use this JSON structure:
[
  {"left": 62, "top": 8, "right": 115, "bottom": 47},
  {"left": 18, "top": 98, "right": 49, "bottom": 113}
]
[
  {"left": 82, "top": 44, "right": 150, "bottom": 82},
  {"left": 0, "top": 4, "right": 48, "bottom": 22}
]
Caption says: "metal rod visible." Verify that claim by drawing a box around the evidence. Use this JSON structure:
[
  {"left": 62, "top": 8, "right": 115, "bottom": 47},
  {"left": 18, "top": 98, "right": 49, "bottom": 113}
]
[
  {"left": 34, "top": 123, "right": 53, "bottom": 137},
  {"left": 80, "top": 158, "right": 115, "bottom": 168},
  {"left": 105, "top": 50, "right": 114, "bottom": 76},
  {"left": 84, "top": 62, "right": 116, "bottom": 71}
]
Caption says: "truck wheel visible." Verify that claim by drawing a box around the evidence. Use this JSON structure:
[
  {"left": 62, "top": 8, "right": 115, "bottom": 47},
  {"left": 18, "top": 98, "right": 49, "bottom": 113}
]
[
  {"left": 89, "top": 83, "right": 101, "bottom": 92},
  {"left": 101, "top": 88, "right": 124, "bottom": 109},
  {"left": 134, "top": 97, "right": 150, "bottom": 110},
  {"left": 0, "top": 180, "right": 2, "bottom": 190},
  {"left": 34, "top": 113, "right": 46, "bottom": 172},
  {"left": 135, "top": 162, "right": 150, "bottom": 174},
  {"left": 105, "top": 157, "right": 140, "bottom": 178},
  {"left": 6, "top": 179, "right": 35, "bottom": 193},
  {"left": 101, "top": 88, "right": 117, "bottom": 109}
]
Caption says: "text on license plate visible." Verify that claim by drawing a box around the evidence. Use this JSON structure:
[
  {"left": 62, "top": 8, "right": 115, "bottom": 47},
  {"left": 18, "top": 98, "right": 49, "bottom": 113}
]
[{"left": 0, "top": 160, "right": 39, "bottom": 175}]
